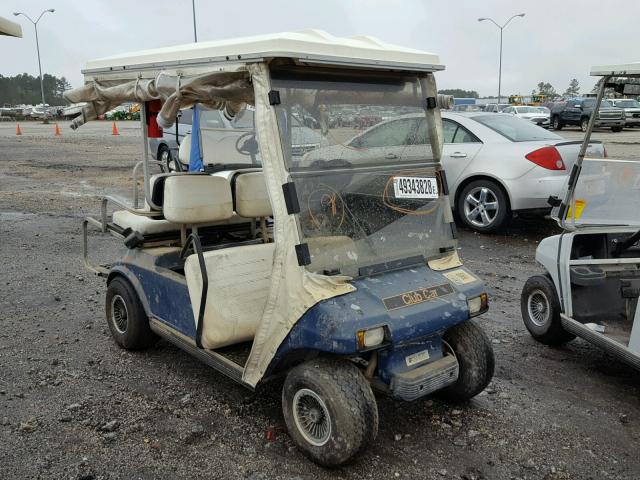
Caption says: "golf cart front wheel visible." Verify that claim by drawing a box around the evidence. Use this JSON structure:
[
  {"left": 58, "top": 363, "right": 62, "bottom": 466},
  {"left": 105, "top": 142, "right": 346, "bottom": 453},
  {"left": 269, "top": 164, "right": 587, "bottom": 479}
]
[
  {"left": 439, "top": 320, "right": 495, "bottom": 402},
  {"left": 282, "top": 358, "right": 378, "bottom": 467},
  {"left": 106, "top": 277, "right": 157, "bottom": 350},
  {"left": 521, "top": 274, "right": 575, "bottom": 345}
]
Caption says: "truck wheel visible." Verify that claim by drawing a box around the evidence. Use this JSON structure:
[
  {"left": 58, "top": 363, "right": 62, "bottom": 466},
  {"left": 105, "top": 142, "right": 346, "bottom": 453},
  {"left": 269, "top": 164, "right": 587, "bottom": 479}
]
[
  {"left": 612, "top": 126, "right": 623, "bottom": 132},
  {"left": 552, "top": 116, "right": 563, "bottom": 130},
  {"left": 106, "top": 277, "right": 157, "bottom": 350},
  {"left": 580, "top": 117, "right": 589, "bottom": 132},
  {"left": 457, "top": 179, "right": 509, "bottom": 233},
  {"left": 521, "top": 274, "right": 575, "bottom": 345},
  {"left": 439, "top": 320, "right": 494, "bottom": 402},
  {"left": 282, "top": 358, "right": 378, "bottom": 467}
]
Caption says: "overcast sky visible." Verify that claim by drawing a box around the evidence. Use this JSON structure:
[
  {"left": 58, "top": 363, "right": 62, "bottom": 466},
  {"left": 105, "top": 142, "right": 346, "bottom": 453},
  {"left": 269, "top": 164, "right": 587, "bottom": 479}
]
[{"left": 3, "top": 0, "right": 639, "bottom": 97}]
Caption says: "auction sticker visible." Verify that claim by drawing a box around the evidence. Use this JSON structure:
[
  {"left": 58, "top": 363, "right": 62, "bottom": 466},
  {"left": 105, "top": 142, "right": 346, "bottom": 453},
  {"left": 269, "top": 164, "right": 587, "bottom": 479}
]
[
  {"left": 443, "top": 268, "right": 478, "bottom": 285},
  {"left": 393, "top": 176, "right": 439, "bottom": 199}
]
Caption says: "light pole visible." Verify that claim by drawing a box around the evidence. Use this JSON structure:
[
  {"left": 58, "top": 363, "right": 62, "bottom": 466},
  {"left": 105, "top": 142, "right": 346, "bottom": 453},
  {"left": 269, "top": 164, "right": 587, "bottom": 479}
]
[
  {"left": 191, "top": 0, "right": 198, "bottom": 42},
  {"left": 13, "top": 9, "right": 55, "bottom": 122},
  {"left": 478, "top": 13, "right": 525, "bottom": 105}
]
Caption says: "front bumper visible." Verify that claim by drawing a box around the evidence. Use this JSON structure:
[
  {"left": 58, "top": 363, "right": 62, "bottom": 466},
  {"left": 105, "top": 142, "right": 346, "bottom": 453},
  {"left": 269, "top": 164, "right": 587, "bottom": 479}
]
[
  {"left": 595, "top": 118, "right": 624, "bottom": 127},
  {"left": 390, "top": 354, "right": 459, "bottom": 401}
]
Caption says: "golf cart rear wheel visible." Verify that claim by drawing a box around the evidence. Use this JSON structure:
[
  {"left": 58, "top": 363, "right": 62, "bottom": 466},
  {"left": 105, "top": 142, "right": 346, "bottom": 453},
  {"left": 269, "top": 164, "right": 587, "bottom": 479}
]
[
  {"left": 105, "top": 277, "right": 157, "bottom": 350},
  {"left": 282, "top": 358, "right": 378, "bottom": 467},
  {"left": 612, "top": 126, "right": 623, "bottom": 132},
  {"left": 521, "top": 274, "right": 575, "bottom": 345},
  {"left": 439, "top": 320, "right": 495, "bottom": 402}
]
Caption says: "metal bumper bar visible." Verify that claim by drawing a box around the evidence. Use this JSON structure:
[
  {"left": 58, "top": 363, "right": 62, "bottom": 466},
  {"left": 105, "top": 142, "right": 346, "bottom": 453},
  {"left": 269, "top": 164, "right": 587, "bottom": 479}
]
[{"left": 390, "top": 354, "right": 459, "bottom": 401}]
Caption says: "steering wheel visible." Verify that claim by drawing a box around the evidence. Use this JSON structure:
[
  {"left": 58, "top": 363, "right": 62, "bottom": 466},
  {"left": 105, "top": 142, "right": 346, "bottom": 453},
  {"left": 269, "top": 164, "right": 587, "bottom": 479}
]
[{"left": 235, "top": 131, "right": 258, "bottom": 154}]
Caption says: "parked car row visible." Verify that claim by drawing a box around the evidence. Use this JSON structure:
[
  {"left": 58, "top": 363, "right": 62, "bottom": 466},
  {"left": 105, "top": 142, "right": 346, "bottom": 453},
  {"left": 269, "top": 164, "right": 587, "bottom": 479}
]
[{"left": 154, "top": 107, "right": 605, "bottom": 234}]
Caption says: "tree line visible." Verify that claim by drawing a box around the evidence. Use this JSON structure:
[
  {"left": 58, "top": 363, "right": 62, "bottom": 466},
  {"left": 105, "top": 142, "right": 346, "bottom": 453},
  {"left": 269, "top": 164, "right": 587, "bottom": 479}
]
[{"left": 0, "top": 73, "right": 72, "bottom": 106}]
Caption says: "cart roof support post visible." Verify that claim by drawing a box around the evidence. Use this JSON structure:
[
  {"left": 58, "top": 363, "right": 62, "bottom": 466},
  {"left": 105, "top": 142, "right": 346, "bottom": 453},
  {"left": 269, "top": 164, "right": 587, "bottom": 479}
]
[{"left": 559, "top": 75, "right": 610, "bottom": 230}]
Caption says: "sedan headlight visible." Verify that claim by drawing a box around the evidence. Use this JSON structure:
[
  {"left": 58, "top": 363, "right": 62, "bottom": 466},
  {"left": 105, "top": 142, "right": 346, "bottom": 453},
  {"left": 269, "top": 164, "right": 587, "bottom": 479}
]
[
  {"left": 357, "top": 326, "right": 386, "bottom": 349},
  {"left": 467, "top": 293, "right": 489, "bottom": 317}
]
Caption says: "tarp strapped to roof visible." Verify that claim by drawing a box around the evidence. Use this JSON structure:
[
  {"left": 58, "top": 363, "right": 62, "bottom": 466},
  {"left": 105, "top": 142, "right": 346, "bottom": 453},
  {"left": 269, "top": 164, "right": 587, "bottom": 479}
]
[{"left": 64, "top": 70, "right": 253, "bottom": 129}]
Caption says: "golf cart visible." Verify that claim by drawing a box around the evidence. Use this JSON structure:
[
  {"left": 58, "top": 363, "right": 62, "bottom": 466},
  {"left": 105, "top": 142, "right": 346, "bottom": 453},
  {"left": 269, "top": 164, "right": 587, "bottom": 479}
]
[
  {"left": 70, "top": 30, "right": 494, "bottom": 466},
  {"left": 522, "top": 62, "right": 640, "bottom": 370}
]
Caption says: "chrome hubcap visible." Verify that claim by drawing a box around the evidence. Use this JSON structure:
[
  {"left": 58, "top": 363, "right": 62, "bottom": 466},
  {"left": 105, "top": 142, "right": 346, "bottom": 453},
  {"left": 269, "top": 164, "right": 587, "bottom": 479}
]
[
  {"left": 463, "top": 186, "right": 499, "bottom": 227},
  {"left": 527, "top": 289, "right": 550, "bottom": 327},
  {"left": 111, "top": 295, "right": 128, "bottom": 334},
  {"left": 292, "top": 388, "right": 331, "bottom": 446}
]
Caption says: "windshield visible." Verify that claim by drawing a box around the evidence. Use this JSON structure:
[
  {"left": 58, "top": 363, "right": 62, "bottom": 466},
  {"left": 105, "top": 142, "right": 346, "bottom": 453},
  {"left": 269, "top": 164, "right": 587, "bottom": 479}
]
[
  {"left": 616, "top": 99, "right": 640, "bottom": 108},
  {"left": 561, "top": 158, "right": 640, "bottom": 228},
  {"left": 536, "top": 107, "right": 550, "bottom": 113},
  {"left": 473, "top": 114, "right": 561, "bottom": 142},
  {"left": 271, "top": 71, "right": 454, "bottom": 276},
  {"left": 583, "top": 98, "right": 612, "bottom": 108},
  {"left": 515, "top": 107, "right": 539, "bottom": 113}
]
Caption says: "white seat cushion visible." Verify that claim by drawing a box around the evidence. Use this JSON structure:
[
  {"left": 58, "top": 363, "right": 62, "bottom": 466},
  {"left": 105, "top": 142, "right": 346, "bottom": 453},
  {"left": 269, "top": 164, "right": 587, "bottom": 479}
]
[
  {"left": 235, "top": 172, "right": 273, "bottom": 218},
  {"left": 163, "top": 175, "right": 233, "bottom": 224},
  {"left": 184, "top": 243, "right": 275, "bottom": 349},
  {"left": 178, "top": 134, "right": 191, "bottom": 165},
  {"left": 112, "top": 210, "right": 179, "bottom": 235}
]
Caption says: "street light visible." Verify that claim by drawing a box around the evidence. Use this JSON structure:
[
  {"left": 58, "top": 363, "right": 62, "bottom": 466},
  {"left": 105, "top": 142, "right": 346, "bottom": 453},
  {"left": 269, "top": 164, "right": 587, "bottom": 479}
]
[
  {"left": 478, "top": 13, "right": 525, "bottom": 104},
  {"left": 13, "top": 9, "right": 55, "bottom": 122},
  {"left": 191, "top": 0, "right": 197, "bottom": 42}
]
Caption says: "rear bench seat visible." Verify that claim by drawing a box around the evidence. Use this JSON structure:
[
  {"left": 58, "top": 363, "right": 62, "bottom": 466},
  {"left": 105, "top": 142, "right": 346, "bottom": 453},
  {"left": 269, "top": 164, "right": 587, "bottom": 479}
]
[{"left": 184, "top": 170, "right": 274, "bottom": 349}]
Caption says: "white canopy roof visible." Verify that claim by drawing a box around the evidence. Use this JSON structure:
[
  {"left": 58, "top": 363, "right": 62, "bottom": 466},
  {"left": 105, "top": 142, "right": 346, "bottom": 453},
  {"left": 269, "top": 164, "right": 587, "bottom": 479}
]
[
  {"left": 84, "top": 29, "right": 443, "bottom": 75},
  {"left": 0, "top": 16, "right": 22, "bottom": 37},
  {"left": 591, "top": 63, "right": 640, "bottom": 76}
]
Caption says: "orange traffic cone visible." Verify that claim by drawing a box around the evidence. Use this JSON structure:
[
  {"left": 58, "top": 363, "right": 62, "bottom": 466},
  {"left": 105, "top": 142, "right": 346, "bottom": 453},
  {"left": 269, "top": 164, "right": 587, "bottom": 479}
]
[
  {"left": 54, "top": 123, "right": 61, "bottom": 136},
  {"left": 111, "top": 122, "right": 119, "bottom": 136},
  {"left": 16, "top": 123, "right": 22, "bottom": 135}
]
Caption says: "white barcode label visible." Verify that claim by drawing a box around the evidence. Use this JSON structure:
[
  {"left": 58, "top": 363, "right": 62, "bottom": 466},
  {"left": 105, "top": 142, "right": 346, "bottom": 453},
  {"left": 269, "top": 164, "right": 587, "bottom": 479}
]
[{"left": 393, "top": 176, "right": 439, "bottom": 199}]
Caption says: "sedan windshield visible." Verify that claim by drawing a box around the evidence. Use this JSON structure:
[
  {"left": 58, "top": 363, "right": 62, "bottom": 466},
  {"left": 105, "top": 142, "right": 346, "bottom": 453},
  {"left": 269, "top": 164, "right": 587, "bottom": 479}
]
[
  {"left": 473, "top": 115, "right": 562, "bottom": 142},
  {"left": 616, "top": 99, "right": 640, "bottom": 108},
  {"left": 271, "top": 71, "right": 454, "bottom": 276},
  {"left": 515, "top": 107, "right": 538, "bottom": 114}
]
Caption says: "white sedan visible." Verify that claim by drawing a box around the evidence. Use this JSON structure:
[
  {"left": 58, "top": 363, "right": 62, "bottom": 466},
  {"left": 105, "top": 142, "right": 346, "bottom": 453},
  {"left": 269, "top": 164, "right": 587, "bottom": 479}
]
[
  {"left": 303, "top": 112, "right": 605, "bottom": 232},
  {"left": 502, "top": 105, "right": 550, "bottom": 128}
]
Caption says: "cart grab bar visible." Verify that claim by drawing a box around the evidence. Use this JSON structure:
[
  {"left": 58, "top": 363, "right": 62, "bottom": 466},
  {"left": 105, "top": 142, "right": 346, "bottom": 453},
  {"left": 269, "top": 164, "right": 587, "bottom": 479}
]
[{"left": 180, "top": 233, "right": 208, "bottom": 349}]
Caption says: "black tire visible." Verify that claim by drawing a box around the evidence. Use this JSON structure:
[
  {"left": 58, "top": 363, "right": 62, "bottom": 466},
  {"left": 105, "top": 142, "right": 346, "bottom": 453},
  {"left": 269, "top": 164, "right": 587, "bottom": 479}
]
[
  {"left": 282, "top": 358, "right": 378, "bottom": 467},
  {"left": 580, "top": 117, "right": 589, "bottom": 132},
  {"left": 612, "top": 126, "right": 623, "bottom": 132},
  {"left": 552, "top": 116, "right": 563, "bottom": 130},
  {"left": 521, "top": 274, "right": 575, "bottom": 345},
  {"left": 456, "top": 179, "right": 509, "bottom": 233},
  {"left": 439, "top": 320, "right": 495, "bottom": 402},
  {"left": 158, "top": 145, "right": 173, "bottom": 172},
  {"left": 105, "top": 277, "right": 157, "bottom": 350}
]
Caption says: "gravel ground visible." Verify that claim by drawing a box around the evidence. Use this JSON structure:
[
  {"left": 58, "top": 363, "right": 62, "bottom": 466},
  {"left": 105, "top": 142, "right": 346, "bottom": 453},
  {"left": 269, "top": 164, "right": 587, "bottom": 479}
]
[{"left": 2, "top": 121, "right": 640, "bottom": 480}]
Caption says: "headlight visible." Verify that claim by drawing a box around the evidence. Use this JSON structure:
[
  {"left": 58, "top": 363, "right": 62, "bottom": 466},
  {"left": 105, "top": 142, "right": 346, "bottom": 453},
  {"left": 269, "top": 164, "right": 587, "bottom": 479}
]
[
  {"left": 357, "top": 327, "right": 386, "bottom": 349},
  {"left": 467, "top": 293, "right": 489, "bottom": 317}
]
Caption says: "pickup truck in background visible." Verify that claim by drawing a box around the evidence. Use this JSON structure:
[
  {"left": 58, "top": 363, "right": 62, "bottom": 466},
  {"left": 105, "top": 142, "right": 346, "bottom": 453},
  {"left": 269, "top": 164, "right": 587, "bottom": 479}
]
[
  {"left": 550, "top": 98, "right": 625, "bottom": 132},
  {"left": 610, "top": 98, "right": 640, "bottom": 127}
]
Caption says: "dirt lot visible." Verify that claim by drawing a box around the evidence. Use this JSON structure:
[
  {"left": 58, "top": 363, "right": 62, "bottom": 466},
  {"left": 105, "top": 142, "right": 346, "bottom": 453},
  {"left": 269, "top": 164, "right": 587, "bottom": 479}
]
[{"left": 1, "top": 120, "right": 640, "bottom": 480}]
